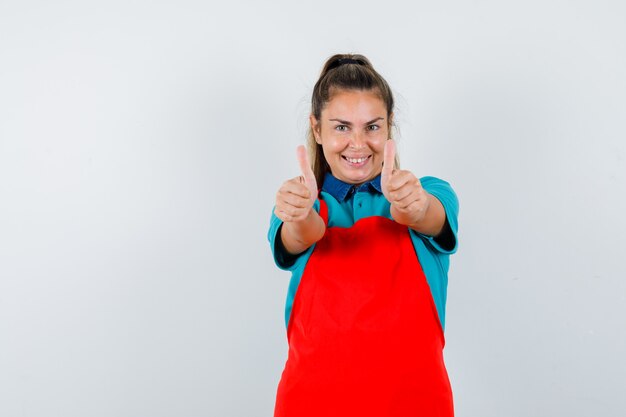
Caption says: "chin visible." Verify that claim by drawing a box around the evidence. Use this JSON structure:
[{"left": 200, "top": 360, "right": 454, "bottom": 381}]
[{"left": 342, "top": 172, "right": 374, "bottom": 185}]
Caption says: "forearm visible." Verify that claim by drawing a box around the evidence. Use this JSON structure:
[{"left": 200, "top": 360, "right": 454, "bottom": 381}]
[
  {"left": 280, "top": 209, "right": 326, "bottom": 255},
  {"left": 406, "top": 193, "right": 447, "bottom": 237}
]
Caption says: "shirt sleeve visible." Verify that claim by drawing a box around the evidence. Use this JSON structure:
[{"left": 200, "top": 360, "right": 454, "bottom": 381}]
[
  {"left": 412, "top": 176, "right": 459, "bottom": 254},
  {"left": 267, "top": 199, "right": 321, "bottom": 271}
]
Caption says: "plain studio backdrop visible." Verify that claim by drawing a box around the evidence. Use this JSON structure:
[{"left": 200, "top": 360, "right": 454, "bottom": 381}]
[{"left": 1, "top": 1, "right": 625, "bottom": 416}]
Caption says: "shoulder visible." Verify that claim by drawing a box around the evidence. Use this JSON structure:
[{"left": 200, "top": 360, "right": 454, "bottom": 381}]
[
  {"left": 420, "top": 176, "right": 455, "bottom": 192},
  {"left": 420, "top": 176, "right": 459, "bottom": 210}
]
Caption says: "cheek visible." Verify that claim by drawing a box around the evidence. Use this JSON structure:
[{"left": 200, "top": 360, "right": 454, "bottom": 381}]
[
  {"left": 321, "top": 135, "right": 347, "bottom": 153},
  {"left": 370, "top": 136, "right": 387, "bottom": 152}
]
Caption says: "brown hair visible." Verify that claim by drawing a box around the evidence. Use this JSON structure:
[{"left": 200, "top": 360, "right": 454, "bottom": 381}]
[{"left": 307, "top": 53, "right": 398, "bottom": 187}]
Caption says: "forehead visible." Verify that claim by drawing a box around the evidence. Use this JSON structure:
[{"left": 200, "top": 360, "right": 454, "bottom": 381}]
[{"left": 322, "top": 89, "right": 386, "bottom": 120}]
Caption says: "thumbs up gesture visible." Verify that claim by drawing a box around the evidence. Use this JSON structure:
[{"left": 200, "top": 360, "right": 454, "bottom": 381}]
[
  {"left": 381, "top": 139, "right": 431, "bottom": 227},
  {"left": 274, "top": 145, "right": 318, "bottom": 223}
]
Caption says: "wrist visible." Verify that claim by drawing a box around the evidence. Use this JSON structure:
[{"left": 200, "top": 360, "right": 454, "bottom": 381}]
[
  {"left": 406, "top": 193, "right": 446, "bottom": 237},
  {"left": 283, "top": 206, "right": 322, "bottom": 245}
]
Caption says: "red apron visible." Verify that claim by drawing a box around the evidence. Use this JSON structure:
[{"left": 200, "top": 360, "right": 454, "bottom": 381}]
[{"left": 274, "top": 197, "right": 454, "bottom": 417}]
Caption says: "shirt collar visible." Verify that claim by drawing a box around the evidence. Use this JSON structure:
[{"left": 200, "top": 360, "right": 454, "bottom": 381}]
[{"left": 321, "top": 171, "right": 382, "bottom": 201}]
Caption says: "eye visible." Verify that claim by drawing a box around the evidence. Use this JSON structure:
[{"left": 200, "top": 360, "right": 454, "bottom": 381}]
[
  {"left": 367, "top": 124, "right": 380, "bottom": 131},
  {"left": 335, "top": 125, "right": 348, "bottom": 132}
]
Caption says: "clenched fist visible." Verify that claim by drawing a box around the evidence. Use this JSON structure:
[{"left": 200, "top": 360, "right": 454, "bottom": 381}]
[
  {"left": 381, "top": 139, "right": 431, "bottom": 227},
  {"left": 274, "top": 145, "right": 318, "bottom": 223}
]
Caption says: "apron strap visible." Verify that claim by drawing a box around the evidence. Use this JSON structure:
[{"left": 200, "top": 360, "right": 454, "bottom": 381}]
[{"left": 318, "top": 194, "right": 329, "bottom": 226}]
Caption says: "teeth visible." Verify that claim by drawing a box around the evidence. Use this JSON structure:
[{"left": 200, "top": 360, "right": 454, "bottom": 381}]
[{"left": 346, "top": 156, "right": 367, "bottom": 163}]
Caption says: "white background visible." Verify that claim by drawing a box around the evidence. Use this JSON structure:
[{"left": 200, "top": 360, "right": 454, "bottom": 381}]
[{"left": 1, "top": 1, "right": 625, "bottom": 416}]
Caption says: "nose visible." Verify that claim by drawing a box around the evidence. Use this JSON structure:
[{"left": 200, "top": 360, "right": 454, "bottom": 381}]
[{"left": 349, "top": 130, "right": 366, "bottom": 149}]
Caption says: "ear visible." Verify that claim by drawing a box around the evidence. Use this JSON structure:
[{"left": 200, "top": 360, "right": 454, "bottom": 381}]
[
  {"left": 388, "top": 112, "right": 394, "bottom": 129},
  {"left": 310, "top": 114, "right": 322, "bottom": 144}
]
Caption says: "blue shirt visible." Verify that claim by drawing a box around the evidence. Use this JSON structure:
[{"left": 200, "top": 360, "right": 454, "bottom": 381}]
[
  {"left": 268, "top": 172, "right": 459, "bottom": 331},
  {"left": 321, "top": 171, "right": 383, "bottom": 200}
]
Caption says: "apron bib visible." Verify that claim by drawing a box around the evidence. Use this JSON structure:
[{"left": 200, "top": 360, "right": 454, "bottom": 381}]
[{"left": 274, "top": 197, "right": 454, "bottom": 417}]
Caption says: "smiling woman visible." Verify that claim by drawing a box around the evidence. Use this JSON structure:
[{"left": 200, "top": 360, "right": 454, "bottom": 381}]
[
  {"left": 268, "top": 53, "right": 460, "bottom": 417},
  {"left": 310, "top": 89, "right": 389, "bottom": 185},
  {"left": 307, "top": 55, "right": 399, "bottom": 187}
]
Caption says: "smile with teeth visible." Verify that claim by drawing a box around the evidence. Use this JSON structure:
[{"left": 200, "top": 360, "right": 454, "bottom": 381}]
[{"left": 342, "top": 155, "right": 371, "bottom": 165}]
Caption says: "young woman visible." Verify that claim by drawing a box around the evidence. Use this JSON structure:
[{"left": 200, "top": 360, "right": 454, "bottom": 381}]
[{"left": 268, "top": 53, "right": 459, "bottom": 416}]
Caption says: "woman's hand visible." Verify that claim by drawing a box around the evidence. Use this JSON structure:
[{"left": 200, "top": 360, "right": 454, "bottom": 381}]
[
  {"left": 274, "top": 146, "right": 325, "bottom": 255},
  {"left": 274, "top": 146, "right": 318, "bottom": 223},
  {"left": 381, "top": 140, "right": 433, "bottom": 229}
]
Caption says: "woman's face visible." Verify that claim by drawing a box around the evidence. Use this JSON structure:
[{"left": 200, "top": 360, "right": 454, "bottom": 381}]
[{"left": 311, "top": 89, "right": 391, "bottom": 186}]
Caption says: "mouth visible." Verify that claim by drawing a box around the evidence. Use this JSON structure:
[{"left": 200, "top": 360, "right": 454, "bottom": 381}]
[{"left": 341, "top": 154, "right": 372, "bottom": 167}]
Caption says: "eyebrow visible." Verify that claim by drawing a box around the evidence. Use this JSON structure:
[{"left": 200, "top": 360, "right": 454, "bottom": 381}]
[{"left": 328, "top": 117, "right": 385, "bottom": 125}]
